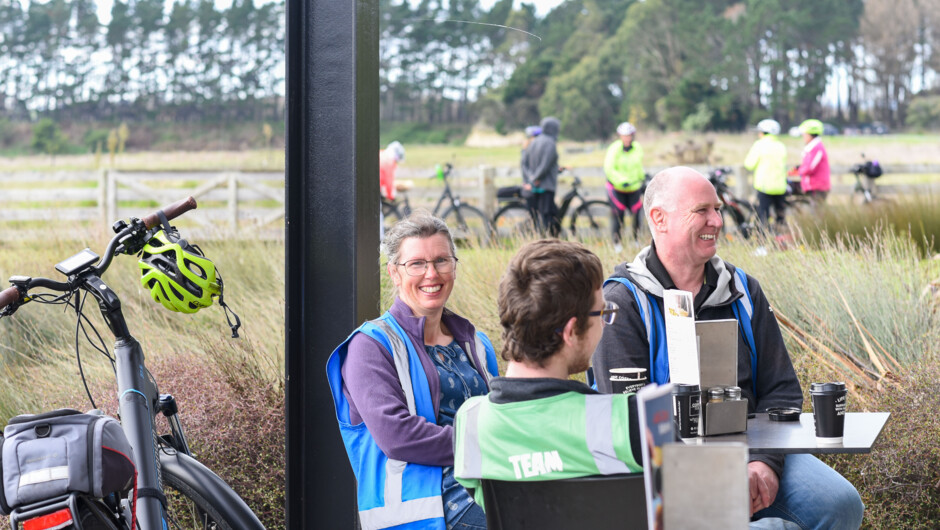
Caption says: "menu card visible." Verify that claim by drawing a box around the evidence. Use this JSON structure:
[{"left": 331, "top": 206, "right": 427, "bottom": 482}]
[
  {"left": 636, "top": 383, "right": 674, "bottom": 530},
  {"left": 663, "top": 289, "right": 699, "bottom": 384}
]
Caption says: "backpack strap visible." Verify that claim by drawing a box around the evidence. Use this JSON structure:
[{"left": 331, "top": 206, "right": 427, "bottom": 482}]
[
  {"left": 604, "top": 277, "right": 669, "bottom": 384},
  {"left": 730, "top": 267, "right": 758, "bottom": 398}
]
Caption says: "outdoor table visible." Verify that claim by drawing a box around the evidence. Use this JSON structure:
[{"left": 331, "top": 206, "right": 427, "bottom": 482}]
[{"left": 683, "top": 412, "right": 890, "bottom": 454}]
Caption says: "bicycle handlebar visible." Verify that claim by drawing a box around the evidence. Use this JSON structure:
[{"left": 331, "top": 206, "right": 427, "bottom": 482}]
[
  {"left": 0, "top": 286, "right": 18, "bottom": 308},
  {"left": 1, "top": 197, "right": 199, "bottom": 311},
  {"left": 141, "top": 196, "right": 198, "bottom": 229}
]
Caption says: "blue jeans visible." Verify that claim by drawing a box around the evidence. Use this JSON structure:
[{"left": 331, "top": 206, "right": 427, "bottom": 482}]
[
  {"left": 450, "top": 502, "right": 486, "bottom": 530},
  {"left": 753, "top": 454, "right": 864, "bottom": 530}
]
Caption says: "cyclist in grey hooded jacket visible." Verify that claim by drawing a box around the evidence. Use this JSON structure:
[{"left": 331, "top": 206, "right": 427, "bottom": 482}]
[{"left": 522, "top": 116, "right": 561, "bottom": 236}]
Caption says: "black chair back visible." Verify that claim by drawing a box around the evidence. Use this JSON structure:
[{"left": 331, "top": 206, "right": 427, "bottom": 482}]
[{"left": 480, "top": 472, "right": 647, "bottom": 530}]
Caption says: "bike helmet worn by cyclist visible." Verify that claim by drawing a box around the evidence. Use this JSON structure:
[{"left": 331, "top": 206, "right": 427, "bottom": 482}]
[
  {"left": 756, "top": 119, "right": 781, "bottom": 135},
  {"left": 139, "top": 229, "right": 220, "bottom": 314},
  {"left": 387, "top": 141, "right": 406, "bottom": 162},
  {"left": 798, "top": 119, "right": 824, "bottom": 136},
  {"left": 524, "top": 125, "right": 542, "bottom": 137},
  {"left": 616, "top": 122, "right": 637, "bottom": 136}
]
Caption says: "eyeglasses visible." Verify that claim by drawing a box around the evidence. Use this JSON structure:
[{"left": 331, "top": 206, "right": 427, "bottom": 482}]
[
  {"left": 554, "top": 301, "right": 619, "bottom": 333},
  {"left": 590, "top": 300, "right": 619, "bottom": 326},
  {"left": 395, "top": 257, "right": 459, "bottom": 277}
]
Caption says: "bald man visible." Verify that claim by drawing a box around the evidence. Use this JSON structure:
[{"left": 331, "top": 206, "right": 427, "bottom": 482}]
[{"left": 592, "top": 167, "right": 864, "bottom": 529}]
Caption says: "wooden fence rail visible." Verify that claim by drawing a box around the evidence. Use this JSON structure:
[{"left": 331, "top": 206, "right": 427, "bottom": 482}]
[{"left": 1, "top": 164, "right": 937, "bottom": 241}]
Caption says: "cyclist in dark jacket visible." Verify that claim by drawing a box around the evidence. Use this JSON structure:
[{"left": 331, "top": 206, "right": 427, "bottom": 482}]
[{"left": 522, "top": 117, "right": 561, "bottom": 236}]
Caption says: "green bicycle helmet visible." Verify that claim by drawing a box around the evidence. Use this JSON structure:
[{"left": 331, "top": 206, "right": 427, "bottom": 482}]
[
  {"left": 798, "top": 119, "right": 824, "bottom": 136},
  {"left": 138, "top": 230, "right": 221, "bottom": 313}
]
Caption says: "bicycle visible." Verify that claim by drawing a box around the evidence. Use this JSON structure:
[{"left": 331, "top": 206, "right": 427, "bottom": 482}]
[
  {"left": 706, "top": 166, "right": 758, "bottom": 241},
  {"left": 491, "top": 169, "right": 614, "bottom": 240},
  {"left": 0, "top": 197, "right": 264, "bottom": 530},
  {"left": 383, "top": 163, "right": 492, "bottom": 245},
  {"left": 850, "top": 155, "right": 888, "bottom": 205}
]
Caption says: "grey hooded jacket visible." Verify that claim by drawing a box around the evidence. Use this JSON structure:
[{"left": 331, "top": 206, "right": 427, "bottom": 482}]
[{"left": 522, "top": 117, "right": 560, "bottom": 192}]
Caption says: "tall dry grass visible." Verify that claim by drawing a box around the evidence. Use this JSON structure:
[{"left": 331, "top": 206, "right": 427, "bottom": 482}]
[
  {"left": 0, "top": 228, "right": 285, "bottom": 527},
  {"left": 2, "top": 217, "right": 939, "bottom": 527}
]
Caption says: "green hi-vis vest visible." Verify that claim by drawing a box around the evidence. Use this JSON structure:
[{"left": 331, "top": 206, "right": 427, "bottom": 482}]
[
  {"left": 453, "top": 391, "right": 642, "bottom": 509},
  {"left": 744, "top": 135, "right": 788, "bottom": 195},
  {"left": 604, "top": 140, "right": 646, "bottom": 192}
]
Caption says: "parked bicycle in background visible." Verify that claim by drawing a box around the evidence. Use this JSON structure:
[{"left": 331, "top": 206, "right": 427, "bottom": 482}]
[
  {"left": 850, "top": 155, "right": 887, "bottom": 205},
  {"left": 707, "top": 166, "right": 758, "bottom": 241},
  {"left": 492, "top": 167, "right": 612, "bottom": 241},
  {"left": 382, "top": 163, "right": 492, "bottom": 245},
  {"left": 0, "top": 197, "right": 263, "bottom": 530}
]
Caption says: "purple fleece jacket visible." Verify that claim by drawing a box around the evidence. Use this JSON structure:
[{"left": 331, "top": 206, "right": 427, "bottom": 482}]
[{"left": 340, "top": 297, "right": 492, "bottom": 467}]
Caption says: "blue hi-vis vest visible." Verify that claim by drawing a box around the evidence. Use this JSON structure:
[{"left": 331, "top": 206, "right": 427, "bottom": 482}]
[
  {"left": 605, "top": 267, "right": 758, "bottom": 397},
  {"left": 326, "top": 312, "right": 498, "bottom": 530}
]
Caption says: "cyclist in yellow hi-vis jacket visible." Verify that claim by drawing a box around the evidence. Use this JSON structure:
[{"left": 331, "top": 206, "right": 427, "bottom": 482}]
[
  {"left": 744, "top": 119, "right": 788, "bottom": 230},
  {"left": 604, "top": 122, "right": 646, "bottom": 252}
]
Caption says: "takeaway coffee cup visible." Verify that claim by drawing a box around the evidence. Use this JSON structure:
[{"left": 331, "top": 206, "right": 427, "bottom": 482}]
[
  {"left": 810, "top": 382, "right": 847, "bottom": 444},
  {"left": 672, "top": 384, "right": 701, "bottom": 439},
  {"left": 609, "top": 368, "right": 648, "bottom": 394}
]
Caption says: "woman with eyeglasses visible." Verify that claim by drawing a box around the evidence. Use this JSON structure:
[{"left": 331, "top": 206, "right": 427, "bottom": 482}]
[{"left": 327, "top": 210, "right": 499, "bottom": 530}]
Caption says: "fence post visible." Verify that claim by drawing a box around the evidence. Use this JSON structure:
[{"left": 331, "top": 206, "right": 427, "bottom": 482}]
[
  {"left": 735, "top": 165, "right": 750, "bottom": 201},
  {"left": 107, "top": 170, "right": 117, "bottom": 224},
  {"left": 98, "top": 169, "right": 108, "bottom": 228},
  {"left": 480, "top": 165, "right": 496, "bottom": 220},
  {"left": 228, "top": 173, "right": 238, "bottom": 229}
]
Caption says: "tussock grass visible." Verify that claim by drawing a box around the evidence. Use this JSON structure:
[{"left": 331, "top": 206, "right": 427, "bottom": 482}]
[{"left": 2, "top": 217, "right": 939, "bottom": 527}]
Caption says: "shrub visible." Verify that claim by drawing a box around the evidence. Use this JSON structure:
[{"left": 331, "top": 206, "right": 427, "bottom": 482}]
[
  {"left": 905, "top": 95, "right": 940, "bottom": 130},
  {"left": 30, "top": 118, "right": 68, "bottom": 157}
]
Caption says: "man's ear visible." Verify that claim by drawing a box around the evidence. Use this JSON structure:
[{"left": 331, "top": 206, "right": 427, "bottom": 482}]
[
  {"left": 561, "top": 316, "right": 580, "bottom": 346},
  {"left": 649, "top": 207, "right": 666, "bottom": 232}
]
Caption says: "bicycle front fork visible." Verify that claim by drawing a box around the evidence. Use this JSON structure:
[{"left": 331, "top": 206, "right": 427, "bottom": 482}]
[{"left": 158, "top": 393, "right": 192, "bottom": 456}]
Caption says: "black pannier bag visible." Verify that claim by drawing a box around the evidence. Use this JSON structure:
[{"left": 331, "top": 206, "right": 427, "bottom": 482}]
[
  {"left": 1, "top": 409, "right": 136, "bottom": 514},
  {"left": 497, "top": 185, "right": 523, "bottom": 200},
  {"left": 863, "top": 160, "right": 883, "bottom": 179}
]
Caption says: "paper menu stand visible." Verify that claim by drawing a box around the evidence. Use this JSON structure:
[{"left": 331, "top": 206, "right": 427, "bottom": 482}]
[
  {"left": 636, "top": 383, "right": 675, "bottom": 530},
  {"left": 663, "top": 290, "right": 699, "bottom": 385}
]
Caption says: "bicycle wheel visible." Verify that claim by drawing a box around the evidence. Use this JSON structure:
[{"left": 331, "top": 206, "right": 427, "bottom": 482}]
[
  {"left": 441, "top": 204, "right": 492, "bottom": 246},
  {"left": 382, "top": 200, "right": 402, "bottom": 225},
  {"left": 721, "top": 201, "right": 757, "bottom": 241},
  {"left": 492, "top": 203, "right": 537, "bottom": 239},
  {"left": 570, "top": 200, "right": 614, "bottom": 241},
  {"left": 162, "top": 467, "right": 238, "bottom": 530}
]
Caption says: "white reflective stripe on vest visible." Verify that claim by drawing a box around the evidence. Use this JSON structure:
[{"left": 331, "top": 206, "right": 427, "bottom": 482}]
[
  {"left": 373, "top": 319, "right": 417, "bottom": 416},
  {"left": 19, "top": 466, "right": 69, "bottom": 487},
  {"left": 359, "top": 319, "right": 443, "bottom": 529},
  {"left": 359, "top": 458, "right": 444, "bottom": 530},
  {"left": 466, "top": 335, "right": 491, "bottom": 384},
  {"left": 456, "top": 399, "right": 485, "bottom": 479},
  {"left": 584, "top": 394, "right": 632, "bottom": 475}
]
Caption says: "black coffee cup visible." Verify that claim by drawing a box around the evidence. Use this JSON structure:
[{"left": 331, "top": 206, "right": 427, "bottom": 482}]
[
  {"left": 810, "top": 382, "right": 847, "bottom": 444},
  {"left": 672, "top": 384, "right": 701, "bottom": 439},
  {"left": 609, "top": 367, "right": 648, "bottom": 394}
]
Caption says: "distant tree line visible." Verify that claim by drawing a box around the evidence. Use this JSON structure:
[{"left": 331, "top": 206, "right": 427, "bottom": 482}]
[
  {"left": 0, "top": 0, "right": 284, "bottom": 124},
  {"left": 382, "top": 0, "right": 940, "bottom": 140}
]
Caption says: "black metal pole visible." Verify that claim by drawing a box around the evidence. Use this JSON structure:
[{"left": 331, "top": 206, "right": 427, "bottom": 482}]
[{"left": 285, "top": 0, "right": 379, "bottom": 527}]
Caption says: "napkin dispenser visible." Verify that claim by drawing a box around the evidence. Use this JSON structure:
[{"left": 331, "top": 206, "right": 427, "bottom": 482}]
[{"left": 696, "top": 319, "right": 748, "bottom": 436}]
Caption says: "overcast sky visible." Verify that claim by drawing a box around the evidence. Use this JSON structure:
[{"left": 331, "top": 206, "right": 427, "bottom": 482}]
[{"left": 479, "top": 0, "right": 566, "bottom": 16}]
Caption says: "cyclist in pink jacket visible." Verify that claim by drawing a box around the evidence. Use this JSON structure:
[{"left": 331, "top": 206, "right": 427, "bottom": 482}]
[{"left": 794, "top": 120, "right": 830, "bottom": 203}]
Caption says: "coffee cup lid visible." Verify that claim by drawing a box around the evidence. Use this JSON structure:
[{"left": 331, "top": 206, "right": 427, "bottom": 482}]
[
  {"left": 810, "top": 382, "right": 846, "bottom": 393},
  {"left": 609, "top": 367, "right": 647, "bottom": 377}
]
